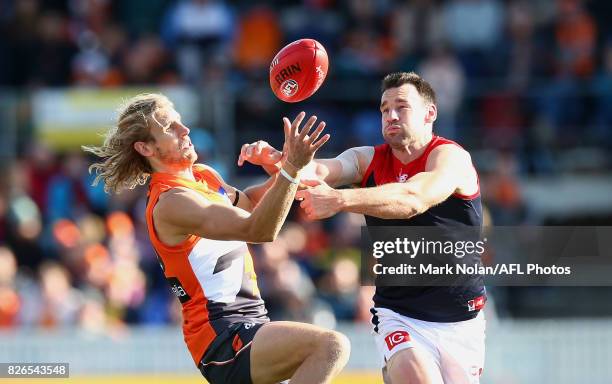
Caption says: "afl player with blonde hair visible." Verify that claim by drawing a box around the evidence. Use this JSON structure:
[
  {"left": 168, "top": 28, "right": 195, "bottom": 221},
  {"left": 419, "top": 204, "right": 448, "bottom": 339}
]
[{"left": 83, "top": 93, "right": 350, "bottom": 384}]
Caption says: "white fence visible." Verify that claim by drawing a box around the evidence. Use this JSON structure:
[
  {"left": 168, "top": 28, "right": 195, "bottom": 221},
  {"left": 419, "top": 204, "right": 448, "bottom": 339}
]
[{"left": 2, "top": 320, "right": 612, "bottom": 383}]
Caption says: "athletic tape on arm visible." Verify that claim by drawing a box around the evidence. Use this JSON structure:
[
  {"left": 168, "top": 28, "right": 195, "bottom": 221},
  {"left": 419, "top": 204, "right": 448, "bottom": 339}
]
[{"left": 335, "top": 146, "right": 374, "bottom": 186}]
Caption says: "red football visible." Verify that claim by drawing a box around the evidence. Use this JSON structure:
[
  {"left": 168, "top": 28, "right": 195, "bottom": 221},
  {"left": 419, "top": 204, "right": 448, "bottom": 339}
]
[{"left": 269, "top": 39, "right": 329, "bottom": 103}]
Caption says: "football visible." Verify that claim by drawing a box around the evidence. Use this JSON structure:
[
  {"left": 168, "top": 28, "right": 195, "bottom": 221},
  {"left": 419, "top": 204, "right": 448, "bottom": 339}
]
[{"left": 269, "top": 39, "right": 329, "bottom": 103}]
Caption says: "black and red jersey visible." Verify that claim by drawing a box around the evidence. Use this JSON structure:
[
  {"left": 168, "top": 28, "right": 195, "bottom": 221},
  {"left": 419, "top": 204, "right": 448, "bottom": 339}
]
[{"left": 362, "top": 136, "right": 486, "bottom": 322}]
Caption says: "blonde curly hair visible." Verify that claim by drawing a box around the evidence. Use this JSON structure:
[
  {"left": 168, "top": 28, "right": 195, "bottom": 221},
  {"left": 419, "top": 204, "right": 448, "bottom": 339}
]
[{"left": 82, "top": 93, "right": 173, "bottom": 194}]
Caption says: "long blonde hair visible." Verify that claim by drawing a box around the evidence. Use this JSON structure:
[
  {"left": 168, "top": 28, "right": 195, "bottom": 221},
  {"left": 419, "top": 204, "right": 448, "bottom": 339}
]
[{"left": 82, "top": 93, "right": 173, "bottom": 194}]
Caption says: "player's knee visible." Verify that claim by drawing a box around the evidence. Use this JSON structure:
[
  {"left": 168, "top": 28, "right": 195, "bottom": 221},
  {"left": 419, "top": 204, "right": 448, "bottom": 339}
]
[
  {"left": 387, "top": 349, "right": 435, "bottom": 384},
  {"left": 318, "top": 331, "right": 351, "bottom": 366}
]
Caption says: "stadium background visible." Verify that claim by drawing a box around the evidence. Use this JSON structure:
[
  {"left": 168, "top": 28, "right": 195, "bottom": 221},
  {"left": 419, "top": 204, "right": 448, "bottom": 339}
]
[{"left": 0, "top": 0, "right": 611, "bottom": 383}]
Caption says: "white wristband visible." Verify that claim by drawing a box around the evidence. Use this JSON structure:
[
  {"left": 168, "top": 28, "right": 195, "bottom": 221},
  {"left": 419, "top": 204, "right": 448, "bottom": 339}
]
[{"left": 279, "top": 167, "right": 300, "bottom": 185}]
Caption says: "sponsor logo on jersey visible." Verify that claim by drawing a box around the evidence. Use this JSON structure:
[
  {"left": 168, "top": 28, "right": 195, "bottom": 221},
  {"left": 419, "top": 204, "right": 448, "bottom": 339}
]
[
  {"left": 397, "top": 173, "right": 409, "bottom": 183},
  {"left": 244, "top": 322, "right": 255, "bottom": 330},
  {"left": 167, "top": 277, "right": 191, "bottom": 304},
  {"left": 385, "top": 330, "right": 411, "bottom": 350}
]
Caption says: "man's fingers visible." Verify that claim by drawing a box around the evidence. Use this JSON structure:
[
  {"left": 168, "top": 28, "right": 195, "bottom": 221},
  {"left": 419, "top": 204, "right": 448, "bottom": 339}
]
[
  {"left": 300, "top": 179, "right": 323, "bottom": 187},
  {"left": 291, "top": 111, "right": 306, "bottom": 137},
  {"left": 306, "top": 122, "right": 326, "bottom": 144},
  {"left": 311, "top": 133, "right": 331, "bottom": 151},
  {"left": 283, "top": 117, "right": 291, "bottom": 141},
  {"left": 237, "top": 143, "right": 249, "bottom": 165},
  {"left": 295, "top": 190, "right": 306, "bottom": 200},
  {"left": 298, "top": 115, "right": 317, "bottom": 140},
  {"left": 303, "top": 205, "right": 314, "bottom": 216},
  {"left": 255, "top": 141, "right": 264, "bottom": 156}
]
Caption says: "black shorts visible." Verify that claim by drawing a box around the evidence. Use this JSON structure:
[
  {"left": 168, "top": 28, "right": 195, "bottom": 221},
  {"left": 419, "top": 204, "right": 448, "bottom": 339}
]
[{"left": 198, "top": 322, "right": 265, "bottom": 384}]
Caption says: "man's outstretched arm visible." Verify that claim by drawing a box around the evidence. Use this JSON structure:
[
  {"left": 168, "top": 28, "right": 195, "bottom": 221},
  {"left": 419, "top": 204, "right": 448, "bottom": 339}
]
[
  {"left": 237, "top": 140, "right": 374, "bottom": 188},
  {"left": 154, "top": 113, "right": 329, "bottom": 243},
  {"left": 295, "top": 145, "right": 477, "bottom": 220}
]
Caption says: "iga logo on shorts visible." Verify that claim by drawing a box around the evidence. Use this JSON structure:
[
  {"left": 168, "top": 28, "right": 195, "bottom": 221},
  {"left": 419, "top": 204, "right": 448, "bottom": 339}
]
[{"left": 384, "top": 330, "right": 411, "bottom": 350}]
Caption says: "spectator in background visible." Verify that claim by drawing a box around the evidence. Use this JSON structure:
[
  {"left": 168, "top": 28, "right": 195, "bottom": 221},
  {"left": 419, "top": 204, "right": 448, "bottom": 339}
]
[
  {"left": 256, "top": 238, "right": 317, "bottom": 322},
  {"left": 122, "top": 35, "right": 179, "bottom": 85},
  {"left": 46, "top": 152, "right": 89, "bottom": 223},
  {"left": 504, "top": 0, "right": 537, "bottom": 91},
  {"left": 71, "top": 29, "right": 109, "bottom": 86},
  {"left": 390, "top": 1, "right": 445, "bottom": 66},
  {"left": 24, "top": 142, "right": 57, "bottom": 217},
  {"left": 0, "top": 247, "right": 20, "bottom": 328},
  {"left": 233, "top": 5, "right": 282, "bottom": 74},
  {"left": 419, "top": 44, "right": 466, "bottom": 140},
  {"left": 162, "top": 0, "right": 234, "bottom": 84},
  {"left": 442, "top": 0, "right": 505, "bottom": 77},
  {"left": 481, "top": 152, "right": 529, "bottom": 225},
  {"left": 3, "top": 0, "right": 42, "bottom": 86},
  {"left": 78, "top": 293, "right": 108, "bottom": 334},
  {"left": 539, "top": 0, "right": 597, "bottom": 143},
  {"left": 593, "top": 40, "right": 612, "bottom": 145},
  {"left": 336, "top": 26, "right": 391, "bottom": 76},
  {"left": 278, "top": 0, "right": 342, "bottom": 50},
  {"left": 0, "top": 0, "right": 13, "bottom": 85},
  {"left": 336, "top": 0, "right": 394, "bottom": 76},
  {"left": 104, "top": 212, "right": 147, "bottom": 323},
  {"left": 96, "top": 24, "right": 130, "bottom": 86},
  {"left": 555, "top": 0, "right": 596, "bottom": 78},
  {"left": 317, "top": 258, "right": 360, "bottom": 321},
  {"left": 67, "top": 0, "right": 112, "bottom": 36},
  {"left": 5, "top": 161, "right": 44, "bottom": 272},
  {"left": 38, "top": 261, "right": 81, "bottom": 328},
  {"left": 32, "top": 11, "right": 77, "bottom": 86},
  {"left": 114, "top": 0, "right": 170, "bottom": 36},
  {"left": 0, "top": 193, "right": 6, "bottom": 243}
]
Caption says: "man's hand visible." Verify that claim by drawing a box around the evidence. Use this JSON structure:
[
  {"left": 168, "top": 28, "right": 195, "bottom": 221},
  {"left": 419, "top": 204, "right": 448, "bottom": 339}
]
[
  {"left": 237, "top": 140, "right": 283, "bottom": 168},
  {"left": 280, "top": 112, "right": 329, "bottom": 170},
  {"left": 238, "top": 112, "right": 328, "bottom": 172},
  {"left": 295, "top": 179, "right": 344, "bottom": 220}
]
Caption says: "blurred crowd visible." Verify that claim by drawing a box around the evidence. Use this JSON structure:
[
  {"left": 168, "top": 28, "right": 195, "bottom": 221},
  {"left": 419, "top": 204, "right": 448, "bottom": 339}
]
[
  {"left": 1, "top": 0, "right": 611, "bottom": 153},
  {"left": 0, "top": 0, "right": 611, "bottom": 331}
]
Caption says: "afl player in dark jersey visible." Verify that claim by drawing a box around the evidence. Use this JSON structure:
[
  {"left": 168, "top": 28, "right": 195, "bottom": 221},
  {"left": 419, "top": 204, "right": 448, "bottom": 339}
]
[{"left": 240, "top": 72, "right": 486, "bottom": 384}]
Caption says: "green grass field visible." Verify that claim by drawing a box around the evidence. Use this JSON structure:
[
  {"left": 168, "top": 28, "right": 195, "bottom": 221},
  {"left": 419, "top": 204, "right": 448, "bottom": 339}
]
[{"left": 1, "top": 372, "right": 383, "bottom": 383}]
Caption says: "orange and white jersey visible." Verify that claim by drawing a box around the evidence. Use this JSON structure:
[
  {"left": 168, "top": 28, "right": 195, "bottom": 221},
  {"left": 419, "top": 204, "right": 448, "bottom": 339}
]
[{"left": 145, "top": 164, "right": 268, "bottom": 365}]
